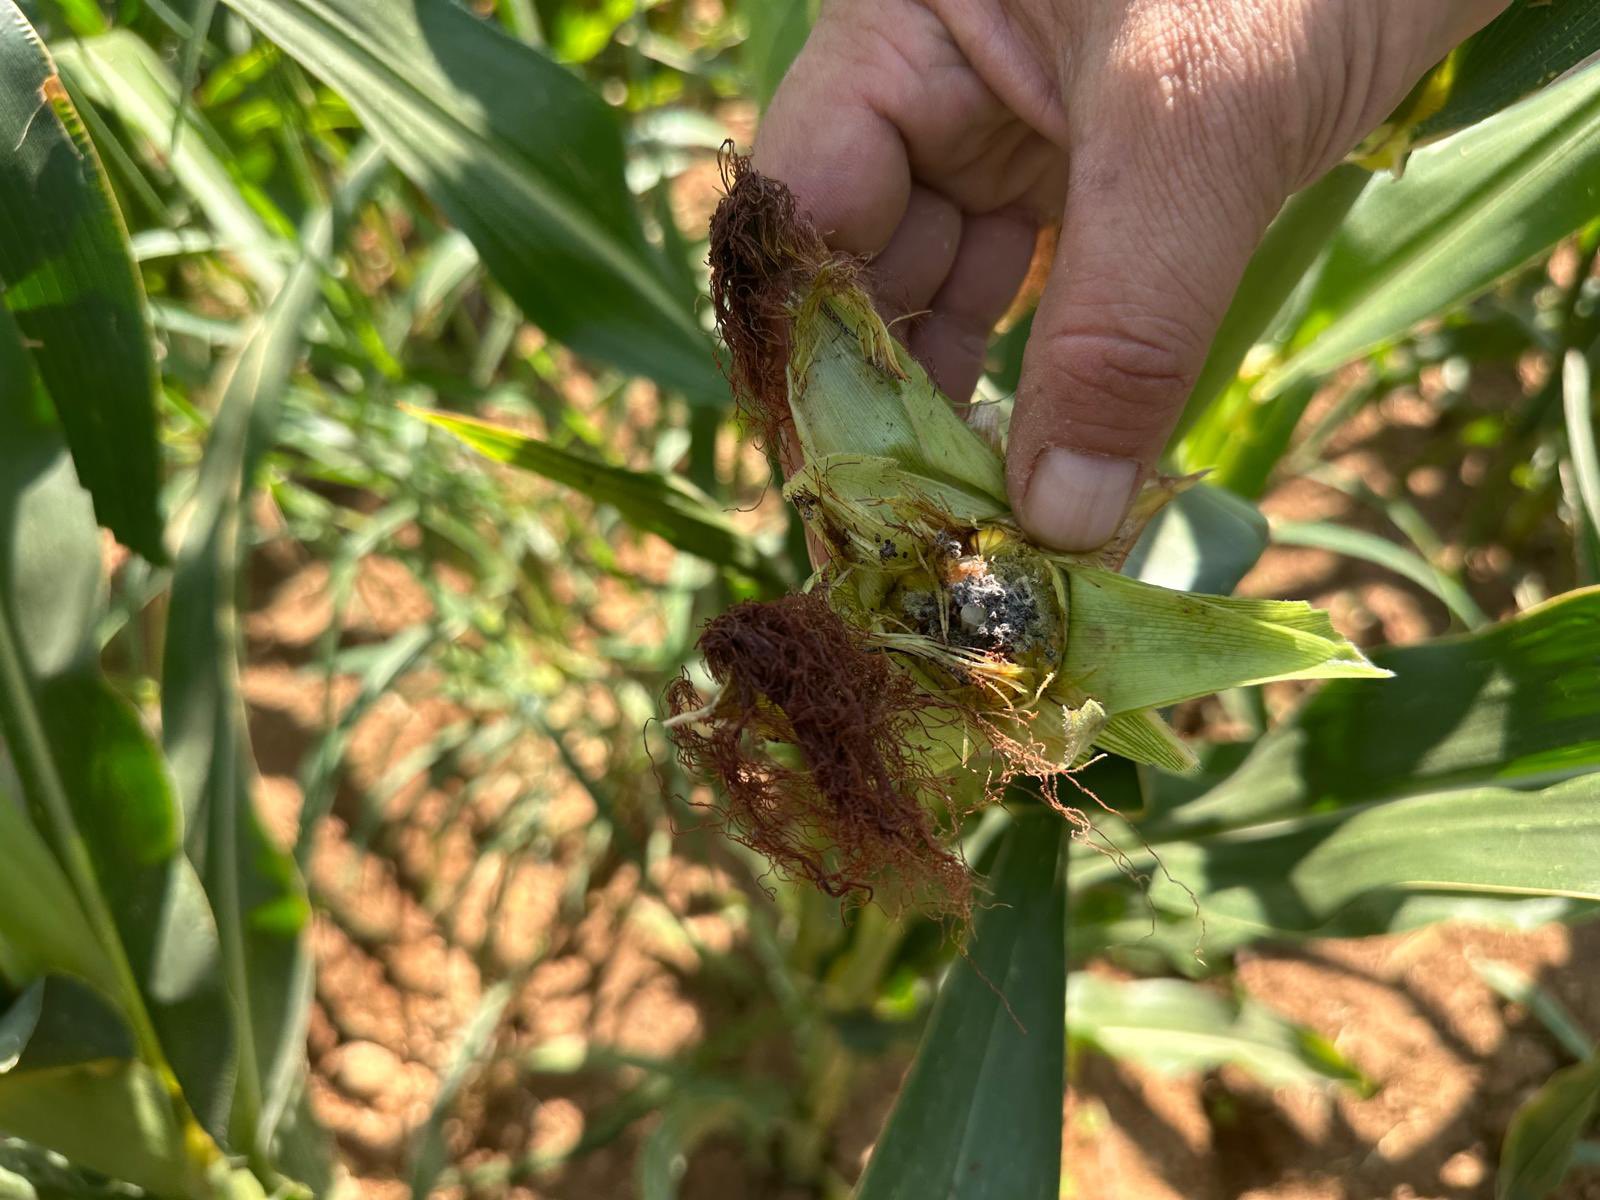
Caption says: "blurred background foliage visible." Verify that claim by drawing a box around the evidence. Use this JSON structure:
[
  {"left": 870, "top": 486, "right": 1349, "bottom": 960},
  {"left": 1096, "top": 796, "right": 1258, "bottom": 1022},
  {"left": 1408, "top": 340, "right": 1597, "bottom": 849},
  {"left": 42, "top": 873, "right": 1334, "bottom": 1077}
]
[{"left": 1, "top": 0, "right": 1599, "bottom": 1197}]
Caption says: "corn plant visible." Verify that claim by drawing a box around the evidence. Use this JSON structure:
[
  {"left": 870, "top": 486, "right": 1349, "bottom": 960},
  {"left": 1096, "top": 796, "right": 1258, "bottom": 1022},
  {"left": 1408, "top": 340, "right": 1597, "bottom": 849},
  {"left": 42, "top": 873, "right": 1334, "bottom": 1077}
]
[{"left": 1, "top": 0, "right": 1599, "bottom": 1197}]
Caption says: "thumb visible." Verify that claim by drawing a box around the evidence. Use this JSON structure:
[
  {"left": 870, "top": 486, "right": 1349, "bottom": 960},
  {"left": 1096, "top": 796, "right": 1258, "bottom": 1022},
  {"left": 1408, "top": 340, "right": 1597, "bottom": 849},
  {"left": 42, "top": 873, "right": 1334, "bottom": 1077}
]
[{"left": 1006, "top": 154, "right": 1274, "bottom": 552}]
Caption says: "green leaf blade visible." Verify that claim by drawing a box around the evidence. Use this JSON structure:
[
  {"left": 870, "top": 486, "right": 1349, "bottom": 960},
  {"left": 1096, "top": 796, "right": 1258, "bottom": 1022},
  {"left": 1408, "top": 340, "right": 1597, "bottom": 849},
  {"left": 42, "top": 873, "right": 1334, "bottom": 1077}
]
[
  {"left": 1497, "top": 1054, "right": 1600, "bottom": 1200},
  {"left": 1422, "top": 3, "right": 1600, "bottom": 141},
  {"left": 1067, "top": 975, "right": 1374, "bottom": 1094},
  {"left": 0, "top": 979, "right": 193, "bottom": 1197},
  {"left": 413, "top": 407, "right": 781, "bottom": 586},
  {"left": 218, "top": 0, "right": 721, "bottom": 399},
  {"left": 0, "top": 2, "right": 165, "bottom": 562},
  {"left": 1157, "top": 587, "right": 1600, "bottom": 839},
  {"left": 0, "top": 306, "right": 236, "bottom": 1145},
  {"left": 855, "top": 807, "right": 1066, "bottom": 1200},
  {"left": 1268, "top": 65, "right": 1600, "bottom": 396}
]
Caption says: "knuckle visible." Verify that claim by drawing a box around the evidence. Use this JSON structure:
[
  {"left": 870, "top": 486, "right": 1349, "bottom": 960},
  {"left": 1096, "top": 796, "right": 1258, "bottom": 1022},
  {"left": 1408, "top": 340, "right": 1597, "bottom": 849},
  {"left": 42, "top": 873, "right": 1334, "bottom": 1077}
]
[{"left": 1035, "top": 321, "right": 1199, "bottom": 435}]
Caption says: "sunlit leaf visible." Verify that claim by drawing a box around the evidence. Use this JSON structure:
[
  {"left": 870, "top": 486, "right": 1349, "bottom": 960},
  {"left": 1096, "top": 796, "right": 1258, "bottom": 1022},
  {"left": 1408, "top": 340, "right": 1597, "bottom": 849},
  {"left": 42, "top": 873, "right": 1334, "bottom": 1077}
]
[
  {"left": 1078, "top": 773, "right": 1600, "bottom": 966},
  {"left": 0, "top": 2, "right": 165, "bottom": 561},
  {"left": 1173, "top": 166, "right": 1369, "bottom": 442},
  {"left": 1564, "top": 350, "right": 1600, "bottom": 546},
  {"left": 1074, "top": 591, "right": 1600, "bottom": 963},
  {"left": 218, "top": 0, "right": 721, "bottom": 399},
  {"left": 1266, "top": 66, "right": 1600, "bottom": 395},
  {"left": 1270, "top": 519, "right": 1488, "bottom": 629},
  {"left": 1154, "top": 587, "right": 1600, "bottom": 837},
  {"left": 1068, "top": 974, "right": 1374, "bottom": 1093},
  {"left": 1422, "top": 2, "right": 1600, "bottom": 141},
  {"left": 743, "top": 0, "right": 813, "bottom": 110},
  {"left": 412, "top": 407, "right": 783, "bottom": 587},
  {"left": 53, "top": 30, "right": 285, "bottom": 290}
]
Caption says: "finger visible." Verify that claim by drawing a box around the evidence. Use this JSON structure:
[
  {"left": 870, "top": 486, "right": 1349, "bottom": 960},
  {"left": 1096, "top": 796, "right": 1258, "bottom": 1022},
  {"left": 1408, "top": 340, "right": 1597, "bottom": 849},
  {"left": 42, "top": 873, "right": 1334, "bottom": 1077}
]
[
  {"left": 868, "top": 185, "right": 963, "bottom": 319},
  {"left": 1006, "top": 153, "right": 1270, "bottom": 552},
  {"left": 752, "top": 9, "right": 910, "bottom": 254},
  {"left": 907, "top": 208, "right": 1038, "bottom": 402}
]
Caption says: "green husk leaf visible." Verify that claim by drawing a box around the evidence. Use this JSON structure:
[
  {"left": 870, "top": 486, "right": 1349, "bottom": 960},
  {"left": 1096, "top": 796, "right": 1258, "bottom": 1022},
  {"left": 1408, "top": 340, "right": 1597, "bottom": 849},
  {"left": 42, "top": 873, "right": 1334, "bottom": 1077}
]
[
  {"left": 776, "top": 278, "right": 1386, "bottom": 769},
  {"left": 1093, "top": 709, "right": 1200, "bottom": 774},
  {"left": 1061, "top": 567, "right": 1388, "bottom": 715},
  {"left": 785, "top": 453, "right": 1008, "bottom": 532},
  {"left": 788, "top": 284, "right": 1008, "bottom": 504}
]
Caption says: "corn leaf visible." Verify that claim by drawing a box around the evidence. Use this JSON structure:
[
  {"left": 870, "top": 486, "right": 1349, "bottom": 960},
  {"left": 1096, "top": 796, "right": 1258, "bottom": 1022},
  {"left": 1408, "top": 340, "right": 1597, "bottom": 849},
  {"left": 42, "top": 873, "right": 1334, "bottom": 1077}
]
[
  {"left": 0, "top": 305, "right": 236, "bottom": 1144},
  {"left": 1075, "top": 773, "right": 1600, "bottom": 965},
  {"left": 1067, "top": 975, "right": 1374, "bottom": 1093},
  {"left": 1063, "top": 567, "right": 1386, "bottom": 715},
  {"left": 1265, "top": 65, "right": 1600, "bottom": 396},
  {"left": 1271, "top": 519, "right": 1488, "bottom": 629},
  {"left": 1496, "top": 1054, "right": 1600, "bottom": 1200},
  {"left": 855, "top": 806, "right": 1065, "bottom": 1200},
  {"left": 0, "top": 785, "right": 113, "bottom": 994},
  {"left": 0, "top": 980, "right": 192, "bottom": 1197},
  {"left": 1121, "top": 482, "right": 1269, "bottom": 596},
  {"left": 1072, "top": 592, "right": 1600, "bottom": 963},
  {"left": 1150, "top": 587, "right": 1600, "bottom": 839},
  {"left": 743, "top": 0, "right": 813, "bottom": 109},
  {"left": 1421, "top": 1, "right": 1600, "bottom": 142},
  {"left": 1173, "top": 165, "right": 1369, "bottom": 442},
  {"left": 0, "top": 2, "right": 165, "bottom": 561},
  {"left": 218, "top": 0, "right": 721, "bottom": 399},
  {"left": 413, "top": 408, "right": 783, "bottom": 587},
  {"left": 1564, "top": 350, "right": 1600, "bottom": 545}
]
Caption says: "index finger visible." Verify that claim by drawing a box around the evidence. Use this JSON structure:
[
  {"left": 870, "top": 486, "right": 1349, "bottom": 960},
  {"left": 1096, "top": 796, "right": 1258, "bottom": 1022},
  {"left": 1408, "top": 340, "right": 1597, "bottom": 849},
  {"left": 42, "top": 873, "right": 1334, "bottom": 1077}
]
[{"left": 751, "top": 11, "right": 911, "bottom": 256}]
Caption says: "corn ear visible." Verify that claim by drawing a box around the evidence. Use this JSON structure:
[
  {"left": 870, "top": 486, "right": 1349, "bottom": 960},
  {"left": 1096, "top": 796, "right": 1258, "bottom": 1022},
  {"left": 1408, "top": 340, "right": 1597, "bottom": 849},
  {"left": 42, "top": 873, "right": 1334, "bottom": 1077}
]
[
  {"left": 670, "top": 156, "right": 1396, "bottom": 913},
  {"left": 777, "top": 274, "right": 1386, "bottom": 777}
]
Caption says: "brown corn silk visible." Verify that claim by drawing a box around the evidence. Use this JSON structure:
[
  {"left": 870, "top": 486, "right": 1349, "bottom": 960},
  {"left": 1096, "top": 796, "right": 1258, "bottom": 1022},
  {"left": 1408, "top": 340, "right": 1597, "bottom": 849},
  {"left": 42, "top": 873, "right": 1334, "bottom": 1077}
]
[
  {"left": 707, "top": 147, "right": 845, "bottom": 448},
  {"left": 668, "top": 595, "right": 972, "bottom": 914},
  {"left": 675, "top": 154, "right": 1046, "bottom": 915}
]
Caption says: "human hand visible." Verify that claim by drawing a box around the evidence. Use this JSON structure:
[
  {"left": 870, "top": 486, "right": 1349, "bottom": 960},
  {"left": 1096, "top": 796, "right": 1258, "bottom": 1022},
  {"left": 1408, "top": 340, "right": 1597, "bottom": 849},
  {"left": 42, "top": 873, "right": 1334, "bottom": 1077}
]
[{"left": 754, "top": 0, "right": 1508, "bottom": 550}]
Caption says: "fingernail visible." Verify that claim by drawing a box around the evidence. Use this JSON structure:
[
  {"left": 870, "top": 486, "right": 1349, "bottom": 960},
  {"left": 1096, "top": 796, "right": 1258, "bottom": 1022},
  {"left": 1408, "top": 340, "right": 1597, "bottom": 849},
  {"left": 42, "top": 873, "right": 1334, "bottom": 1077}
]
[{"left": 1020, "top": 448, "right": 1138, "bottom": 551}]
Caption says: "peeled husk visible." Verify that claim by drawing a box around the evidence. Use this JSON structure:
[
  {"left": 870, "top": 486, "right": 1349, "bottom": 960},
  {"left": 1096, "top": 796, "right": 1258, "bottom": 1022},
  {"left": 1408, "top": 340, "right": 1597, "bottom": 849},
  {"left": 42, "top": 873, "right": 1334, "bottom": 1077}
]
[{"left": 668, "top": 152, "right": 1386, "bottom": 915}]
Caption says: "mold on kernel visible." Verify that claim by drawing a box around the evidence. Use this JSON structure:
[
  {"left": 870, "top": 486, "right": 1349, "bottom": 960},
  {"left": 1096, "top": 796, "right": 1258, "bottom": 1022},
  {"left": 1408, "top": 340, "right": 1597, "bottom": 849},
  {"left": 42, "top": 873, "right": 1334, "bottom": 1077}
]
[{"left": 893, "top": 542, "right": 1062, "bottom": 666}]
